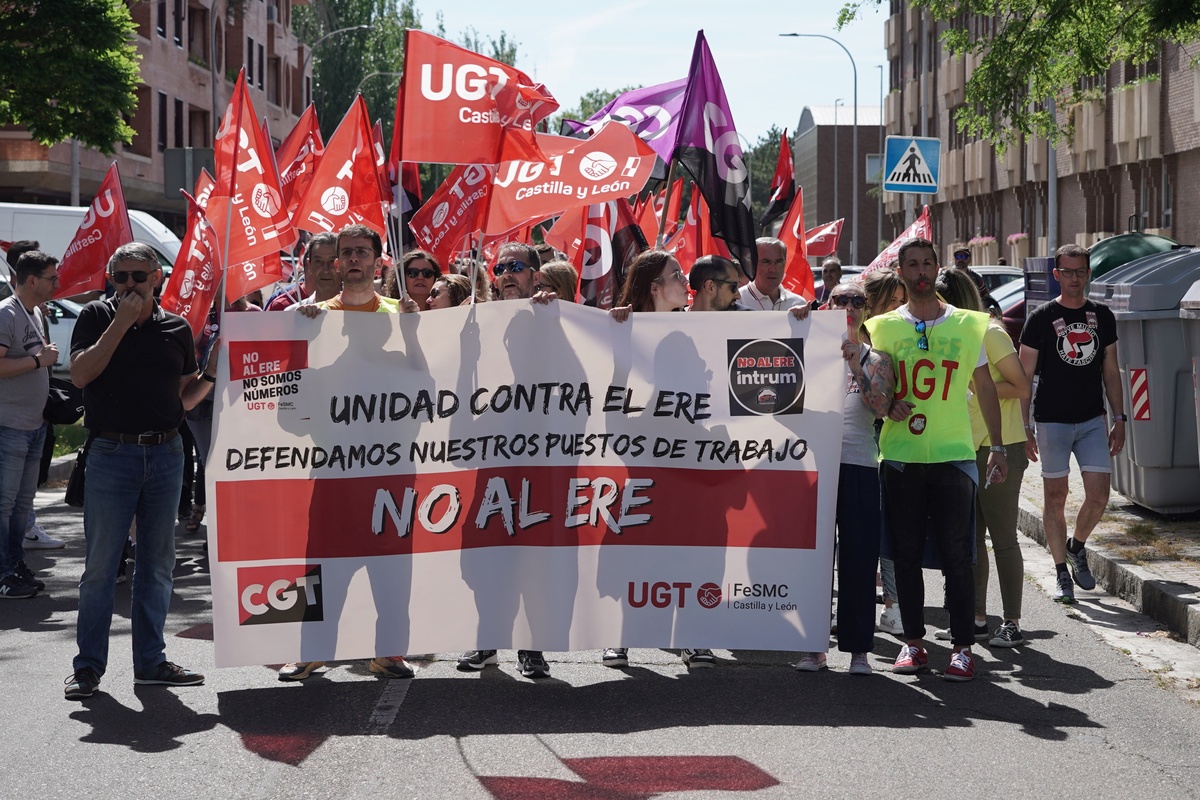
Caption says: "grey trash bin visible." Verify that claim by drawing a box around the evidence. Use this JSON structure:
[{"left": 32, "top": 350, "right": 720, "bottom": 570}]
[
  {"left": 1182, "top": 278, "right": 1200, "bottom": 476},
  {"left": 1088, "top": 248, "right": 1200, "bottom": 514}
]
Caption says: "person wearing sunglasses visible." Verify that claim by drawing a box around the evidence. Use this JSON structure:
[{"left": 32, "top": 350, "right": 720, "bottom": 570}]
[
  {"left": 688, "top": 255, "right": 744, "bottom": 312},
  {"left": 534, "top": 260, "right": 579, "bottom": 303},
  {"left": 65, "top": 243, "right": 221, "bottom": 699},
  {"left": 426, "top": 274, "right": 473, "bottom": 310},
  {"left": 490, "top": 242, "right": 541, "bottom": 301},
  {"left": 863, "top": 238, "right": 1007, "bottom": 683},
  {"left": 1018, "top": 244, "right": 1122, "bottom": 605},
  {"left": 384, "top": 249, "right": 443, "bottom": 311}
]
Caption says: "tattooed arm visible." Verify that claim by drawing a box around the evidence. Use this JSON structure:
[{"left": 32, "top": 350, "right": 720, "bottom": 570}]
[{"left": 843, "top": 341, "right": 895, "bottom": 418}]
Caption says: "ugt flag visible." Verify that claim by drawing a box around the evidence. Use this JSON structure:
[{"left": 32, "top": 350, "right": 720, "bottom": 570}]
[
  {"left": 671, "top": 31, "right": 757, "bottom": 280},
  {"left": 759, "top": 129, "right": 794, "bottom": 229},
  {"left": 55, "top": 162, "right": 133, "bottom": 299},
  {"left": 863, "top": 206, "right": 931, "bottom": 275}
]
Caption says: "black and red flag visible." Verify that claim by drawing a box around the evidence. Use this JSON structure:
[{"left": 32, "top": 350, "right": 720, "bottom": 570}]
[
  {"left": 759, "top": 129, "right": 794, "bottom": 229},
  {"left": 671, "top": 31, "right": 757, "bottom": 279}
]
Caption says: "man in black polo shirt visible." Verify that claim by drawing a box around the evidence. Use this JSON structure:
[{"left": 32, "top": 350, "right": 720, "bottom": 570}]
[{"left": 64, "top": 243, "right": 219, "bottom": 700}]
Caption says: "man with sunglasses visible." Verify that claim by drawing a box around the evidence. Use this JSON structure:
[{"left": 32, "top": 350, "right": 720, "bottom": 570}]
[
  {"left": 952, "top": 248, "right": 999, "bottom": 315},
  {"left": 1018, "top": 244, "right": 1122, "bottom": 604},
  {"left": 864, "top": 238, "right": 1007, "bottom": 682},
  {"left": 491, "top": 242, "right": 540, "bottom": 301},
  {"left": 0, "top": 251, "right": 61, "bottom": 599},
  {"left": 65, "top": 243, "right": 220, "bottom": 700},
  {"left": 689, "top": 255, "right": 745, "bottom": 312}
]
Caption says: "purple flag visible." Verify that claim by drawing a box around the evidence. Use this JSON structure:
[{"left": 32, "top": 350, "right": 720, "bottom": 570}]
[
  {"left": 559, "top": 78, "right": 687, "bottom": 165},
  {"left": 672, "top": 31, "right": 757, "bottom": 279}
]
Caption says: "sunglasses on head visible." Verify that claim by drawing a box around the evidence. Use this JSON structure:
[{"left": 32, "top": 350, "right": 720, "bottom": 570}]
[
  {"left": 915, "top": 320, "right": 929, "bottom": 351},
  {"left": 493, "top": 260, "right": 530, "bottom": 276},
  {"left": 111, "top": 270, "right": 155, "bottom": 284},
  {"left": 406, "top": 267, "right": 436, "bottom": 280},
  {"left": 830, "top": 294, "right": 867, "bottom": 309}
]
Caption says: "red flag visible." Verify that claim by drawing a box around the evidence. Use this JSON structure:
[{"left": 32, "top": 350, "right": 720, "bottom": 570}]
[
  {"left": 863, "top": 206, "right": 932, "bottom": 275},
  {"left": 208, "top": 70, "right": 297, "bottom": 265},
  {"left": 777, "top": 187, "right": 814, "bottom": 301},
  {"left": 408, "top": 164, "right": 493, "bottom": 269},
  {"left": 484, "top": 123, "right": 656, "bottom": 234},
  {"left": 54, "top": 162, "right": 133, "bottom": 298},
  {"left": 544, "top": 199, "right": 647, "bottom": 308},
  {"left": 397, "top": 30, "right": 558, "bottom": 165},
  {"left": 161, "top": 191, "right": 223, "bottom": 337},
  {"left": 276, "top": 104, "right": 325, "bottom": 219},
  {"left": 371, "top": 119, "right": 391, "bottom": 203},
  {"left": 759, "top": 129, "right": 795, "bottom": 229},
  {"left": 668, "top": 189, "right": 729, "bottom": 270},
  {"left": 480, "top": 224, "right": 533, "bottom": 265},
  {"left": 193, "top": 169, "right": 216, "bottom": 209},
  {"left": 294, "top": 96, "right": 388, "bottom": 237},
  {"left": 805, "top": 219, "right": 844, "bottom": 259}
]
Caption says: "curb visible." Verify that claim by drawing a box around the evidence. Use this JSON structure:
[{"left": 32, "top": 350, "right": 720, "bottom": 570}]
[
  {"left": 46, "top": 453, "right": 75, "bottom": 485},
  {"left": 1017, "top": 496, "right": 1200, "bottom": 647}
]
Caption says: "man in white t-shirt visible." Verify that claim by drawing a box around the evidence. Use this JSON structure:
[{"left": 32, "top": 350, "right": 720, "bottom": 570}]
[{"left": 739, "top": 237, "right": 807, "bottom": 311}]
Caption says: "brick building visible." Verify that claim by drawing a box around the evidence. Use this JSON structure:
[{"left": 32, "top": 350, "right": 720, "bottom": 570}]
[
  {"left": 0, "top": 0, "right": 310, "bottom": 232},
  {"left": 793, "top": 105, "right": 883, "bottom": 266},
  {"left": 883, "top": 0, "right": 1199, "bottom": 265}
]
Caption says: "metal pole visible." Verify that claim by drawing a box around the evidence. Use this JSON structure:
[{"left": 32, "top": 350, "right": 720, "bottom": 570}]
[
  {"left": 1047, "top": 96, "right": 1058, "bottom": 253},
  {"left": 834, "top": 98, "right": 843, "bottom": 244},
  {"left": 877, "top": 64, "right": 884, "bottom": 253},
  {"left": 780, "top": 33, "right": 857, "bottom": 263},
  {"left": 209, "top": 0, "right": 220, "bottom": 139},
  {"left": 70, "top": 140, "right": 80, "bottom": 205},
  {"left": 302, "top": 24, "right": 372, "bottom": 76}
]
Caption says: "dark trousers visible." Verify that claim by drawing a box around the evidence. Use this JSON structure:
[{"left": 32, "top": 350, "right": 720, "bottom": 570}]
[
  {"left": 882, "top": 461, "right": 976, "bottom": 647},
  {"left": 836, "top": 463, "right": 882, "bottom": 653}
]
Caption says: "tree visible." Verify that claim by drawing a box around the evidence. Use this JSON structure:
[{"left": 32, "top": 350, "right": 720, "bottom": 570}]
[
  {"left": 837, "top": 0, "right": 1200, "bottom": 146},
  {"left": 459, "top": 26, "right": 519, "bottom": 65},
  {"left": 0, "top": 0, "right": 140, "bottom": 153}
]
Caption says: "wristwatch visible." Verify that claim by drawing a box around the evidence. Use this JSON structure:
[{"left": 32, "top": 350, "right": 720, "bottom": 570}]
[
  {"left": 1112, "top": 414, "right": 1128, "bottom": 421},
  {"left": 989, "top": 445, "right": 1007, "bottom": 454}
]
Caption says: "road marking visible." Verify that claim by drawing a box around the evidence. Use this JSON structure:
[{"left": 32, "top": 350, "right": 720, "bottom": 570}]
[{"left": 364, "top": 673, "right": 412, "bottom": 734}]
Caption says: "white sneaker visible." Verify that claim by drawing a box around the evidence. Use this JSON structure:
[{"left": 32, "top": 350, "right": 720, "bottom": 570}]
[
  {"left": 793, "top": 652, "right": 828, "bottom": 671},
  {"left": 24, "top": 523, "right": 65, "bottom": 550},
  {"left": 877, "top": 606, "right": 903, "bottom": 635},
  {"left": 848, "top": 653, "right": 873, "bottom": 675}
]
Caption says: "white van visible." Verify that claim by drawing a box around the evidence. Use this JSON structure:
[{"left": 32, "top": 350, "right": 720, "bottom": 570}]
[{"left": 0, "top": 202, "right": 181, "bottom": 277}]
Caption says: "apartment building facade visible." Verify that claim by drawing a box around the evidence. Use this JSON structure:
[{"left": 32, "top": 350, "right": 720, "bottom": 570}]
[
  {"left": 883, "top": 0, "right": 1200, "bottom": 265},
  {"left": 0, "top": 0, "right": 311, "bottom": 231}
]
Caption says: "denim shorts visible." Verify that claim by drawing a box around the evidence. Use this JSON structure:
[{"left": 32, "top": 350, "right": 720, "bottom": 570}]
[{"left": 1035, "top": 416, "right": 1111, "bottom": 478}]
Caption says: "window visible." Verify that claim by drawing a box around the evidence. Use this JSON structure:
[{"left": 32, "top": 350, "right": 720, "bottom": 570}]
[
  {"left": 156, "top": 0, "right": 167, "bottom": 38},
  {"left": 1162, "top": 162, "right": 1173, "bottom": 229},
  {"left": 173, "top": 0, "right": 184, "bottom": 46},
  {"left": 157, "top": 91, "right": 168, "bottom": 152},
  {"left": 246, "top": 36, "right": 254, "bottom": 84},
  {"left": 174, "top": 98, "right": 184, "bottom": 148},
  {"left": 257, "top": 43, "right": 265, "bottom": 90}
]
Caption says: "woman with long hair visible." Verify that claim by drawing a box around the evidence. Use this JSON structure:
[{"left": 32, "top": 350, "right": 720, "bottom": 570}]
[
  {"left": 384, "top": 249, "right": 443, "bottom": 310},
  {"left": 535, "top": 260, "right": 579, "bottom": 303},
  {"left": 426, "top": 273, "right": 473, "bottom": 309},
  {"left": 934, "top": 268, "right": 1032, "bottom": 647}
]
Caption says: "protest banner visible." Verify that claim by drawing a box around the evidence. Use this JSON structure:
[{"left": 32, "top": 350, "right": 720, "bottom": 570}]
[{"left": 207, "top": 303, "right": 843, "bottom": 667}]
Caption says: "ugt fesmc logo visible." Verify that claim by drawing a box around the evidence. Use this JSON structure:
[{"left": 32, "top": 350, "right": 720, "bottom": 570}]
[
  {"left": 237, "top": 565, "right": 323, "bottom": 625},
  {"left": 627, "top": 581, "right": 723, "bottom": 609},
  {"left": 727, "top": 339, "right": 806, "bottom": 416}
]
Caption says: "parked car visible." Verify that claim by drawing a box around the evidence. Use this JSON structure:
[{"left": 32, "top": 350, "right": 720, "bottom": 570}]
[
  {"left": 43, "top": 298, "right": 84, "bottom": 374},
  {"left": 991, "top": 279, "right": 1026, "bottom": 346},
  {"left": 970, "top": 265, "right": 1024, "bottom": 292}
]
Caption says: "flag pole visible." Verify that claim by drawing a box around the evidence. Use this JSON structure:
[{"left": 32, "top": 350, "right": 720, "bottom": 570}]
[{"left": 655, "top": 161, "right": 678, "bottom": 248}]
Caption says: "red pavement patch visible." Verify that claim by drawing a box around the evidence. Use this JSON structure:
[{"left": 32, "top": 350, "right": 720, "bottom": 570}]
[
  {"left": 175, "top": 623, "right": 214, "bottom": 640},
  {"left": 479, "top": 778, "right": 648, "bottom": 800},
  {"left": 481, "top": 756, "right": 779, "bottom": 798},
  {"left": 239, "top": 732, "right": 326, "bottom": 766}
]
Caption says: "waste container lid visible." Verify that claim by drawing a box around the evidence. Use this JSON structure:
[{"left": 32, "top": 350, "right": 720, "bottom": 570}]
[
  {"left": 1089, "top": 247, "right": 1200, "bottom": 312},
  {"left": 1182, "top": 278, "right": 1200, "bottom": 316},
  {"left": 1089, "top": 232, "right": 1179, "bottom": 279}
]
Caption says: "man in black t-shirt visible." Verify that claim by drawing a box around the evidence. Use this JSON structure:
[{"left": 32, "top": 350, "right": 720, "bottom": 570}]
[
  {"left": 1019, "top": 244, "right": 1125, "bottom": 605},
  {"left": 64, "top": 243, "right": 219, "bottom": 700}
]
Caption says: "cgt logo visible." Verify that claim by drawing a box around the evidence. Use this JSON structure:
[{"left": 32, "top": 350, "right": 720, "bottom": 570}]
[
  {"left": 628, "top": 581, "right": 722, "bottom": 610},
  {"left": 237, "top": 564, "right": 323, "bottom": 625}
]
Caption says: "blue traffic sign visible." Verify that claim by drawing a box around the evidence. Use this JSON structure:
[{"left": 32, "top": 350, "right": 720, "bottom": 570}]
[{"left": 883, "top": 136, "right": 941, "bottom": 194}]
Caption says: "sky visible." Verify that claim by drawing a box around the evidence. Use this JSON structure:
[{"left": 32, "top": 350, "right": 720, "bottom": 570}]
[{"left": 426, "top": 0, "right": 890, "bottom": 145}]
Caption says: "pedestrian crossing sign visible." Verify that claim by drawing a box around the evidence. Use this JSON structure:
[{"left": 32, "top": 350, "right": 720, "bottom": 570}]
[{"left": 883, "top": 136, "right": 941, "bottom": 194}]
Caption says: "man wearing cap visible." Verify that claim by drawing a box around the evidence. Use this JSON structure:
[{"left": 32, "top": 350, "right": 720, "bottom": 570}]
[{"left": 951, "top": 248, "right": 997, "bottom": 313}]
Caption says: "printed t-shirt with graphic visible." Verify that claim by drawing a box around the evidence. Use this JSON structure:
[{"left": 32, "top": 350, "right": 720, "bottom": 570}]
[{"left": 1020, "top": 299, "right": 1117, "bottom": 424}]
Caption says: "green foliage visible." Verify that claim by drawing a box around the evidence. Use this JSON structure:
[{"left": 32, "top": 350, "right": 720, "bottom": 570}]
[
  {"left": 460, "top": 26, "right": 519, "bottom": 65},
  {"left": 837, "top": 0, "right": 1200, "bottom": 146},
  {"left": 0, "top": 0, "right": 140, "bottom": 153}
]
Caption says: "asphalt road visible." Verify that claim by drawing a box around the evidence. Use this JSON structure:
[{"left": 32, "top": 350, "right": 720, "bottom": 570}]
[{"left": 5, "top": 489, "right": 1200, "bottom": 799}]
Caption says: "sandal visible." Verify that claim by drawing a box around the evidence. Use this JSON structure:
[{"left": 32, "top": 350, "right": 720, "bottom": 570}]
[{"left": 186, "top": 504, "right": 205, "bottom": 533}]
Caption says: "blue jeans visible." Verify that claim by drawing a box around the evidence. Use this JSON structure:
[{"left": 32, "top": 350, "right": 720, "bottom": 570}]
[
  {"left": 0, "top": 423, "right": 47, "bottom": 579},
  {"left": 74, "top": 435, "right": 184, "bottom": 677}
]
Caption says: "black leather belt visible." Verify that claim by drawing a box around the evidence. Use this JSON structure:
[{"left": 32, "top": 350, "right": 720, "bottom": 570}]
[{"left": 96, "top": 429, "right": 179, "bottom": 445}]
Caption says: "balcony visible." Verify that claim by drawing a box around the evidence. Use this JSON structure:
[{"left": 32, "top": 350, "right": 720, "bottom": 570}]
[
  {"left": 904, "top": 2, "right": 920, "bottom": 32},
  {"left": 963, "top": 140, "right": 991, "bottom": 196},
  {"left": 940, "top": 55, "right": 965, "bottom": 107},
  {"left": 886, "top": 16, "right": 900, "bottom": 60},
  {"left": 904, "top": 79, "right": 919, "bottom": 127},
  {"left": 1026, "top": 134, "right": 1047, "bottom": 182},
  {"left": 1002, "top": 136, "right": 1022, "bottom": 184},
  {"left": 1114, "top": 80, "right": 1161, "bottom": 164},
  {"left": 939, "top": 147, "right": 963, "bottom": 202},
  {"left": 885, "top": 91, "right": 902, "bottom": 132},
  {"left": 1070, "top": 99, "right": 1106, "bottom": 173}
]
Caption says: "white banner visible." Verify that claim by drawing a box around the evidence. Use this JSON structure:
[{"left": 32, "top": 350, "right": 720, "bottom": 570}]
[{"left": 207, "top": 303, "right": 844, "bottom": 667}]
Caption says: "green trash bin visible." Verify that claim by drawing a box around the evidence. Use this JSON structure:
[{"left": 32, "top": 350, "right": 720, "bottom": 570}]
[
  {"left": 1089, "top": 231, "right": 1179, "bottom": 280},
  {"left": 1089, "top": 249, "right": 1200, "bottom": 514}
]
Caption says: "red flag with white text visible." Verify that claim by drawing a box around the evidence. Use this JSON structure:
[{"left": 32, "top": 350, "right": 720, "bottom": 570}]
[
  {"left": 408, "top": 163, "right": 493, "bottom": 269},
  {"left": 862, "top": 206, "right": 931, "bottom": 275},
  {"left": 54, "top": 162, "right": 133, "bottom": 298},
  {"left": 545, "top": 199, "right": 647, "bottom": 308},
  {"left": 759, "top": 129, "right": 794, "bottom": 229},
  {"left": 161, "top": 191, "right": 223, "bottom": 338},
  {"left": 667, "top": 189, "right": 730, "bottom": 271},
  {"left": 293, "top": 95, "right": 388, "bottom": 237},
  {"left": 804, "top": 219, "right": 844, "bottom": 259},
  {"left": 777, "top": 187, "right": 814, "bottom": 301},
  {"left": 397, "top": 30, "right": 558, "bottom": 165},
  {"left": 276, "top": 104, "right": 325, "bottom": 220},
  {"left": 208, "top": 71, "right": 297, "bottom": 265}
]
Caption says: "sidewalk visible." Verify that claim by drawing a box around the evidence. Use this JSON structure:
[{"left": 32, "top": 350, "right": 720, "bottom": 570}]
[{"left": 1015, "top": 453, "right": 1200, "bottom": 647}]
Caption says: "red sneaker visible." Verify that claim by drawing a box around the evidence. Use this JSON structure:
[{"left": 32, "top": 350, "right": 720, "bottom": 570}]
[
  {"left": 891, "top": 645, "right": 929, "bottom": 674},
  {"left": 944, "top": 649, "right": 976, "bottom": 682}
]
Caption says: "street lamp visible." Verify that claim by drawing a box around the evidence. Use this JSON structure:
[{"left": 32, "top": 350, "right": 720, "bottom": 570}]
[
  {"left": 303, "top": 24, "right": 372, "bottom": 76},
  {"left": 355, "top": 71, "right": 404, "bottom": 95},
  {"left": 833, "top": 98, "right": 844, "bottom": 234},
  {"left": 781, "top": 33, "right": 858, "bottom": 264}
]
